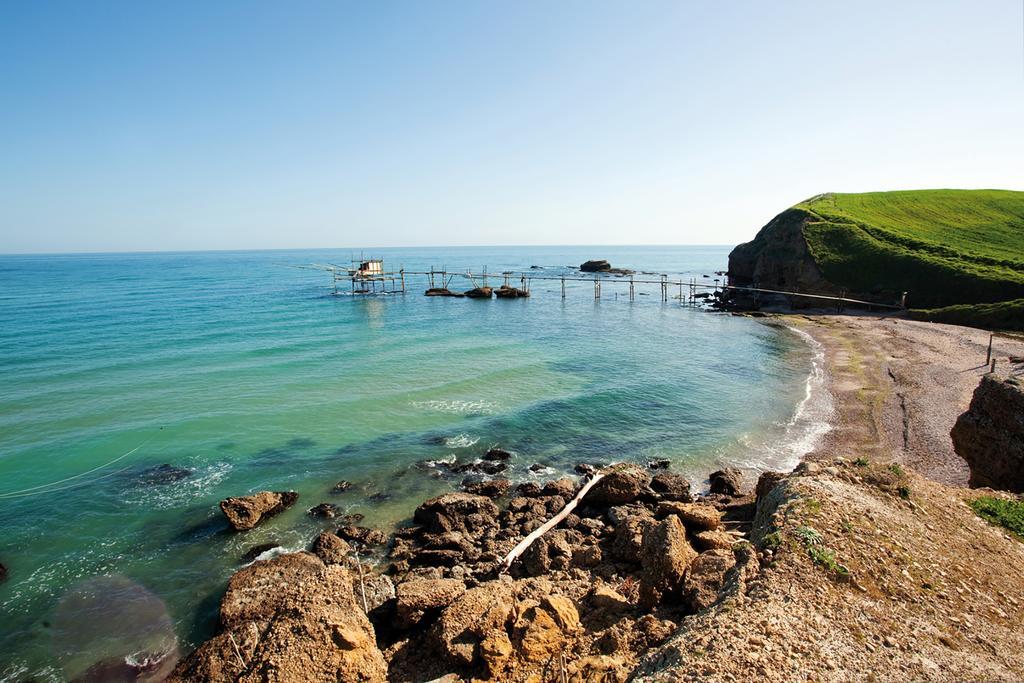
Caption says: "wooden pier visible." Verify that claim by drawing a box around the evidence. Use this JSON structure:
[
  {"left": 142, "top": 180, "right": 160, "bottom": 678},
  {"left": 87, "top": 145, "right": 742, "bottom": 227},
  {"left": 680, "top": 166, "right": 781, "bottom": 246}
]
[{"left": 295, "top": 260, "right": 907, "bottom": 311}]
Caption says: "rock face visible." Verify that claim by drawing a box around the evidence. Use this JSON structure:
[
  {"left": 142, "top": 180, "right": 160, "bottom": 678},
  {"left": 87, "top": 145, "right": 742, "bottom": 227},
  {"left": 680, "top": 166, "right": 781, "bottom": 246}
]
[
  {"left": 219, "top": 491, "right": 298, "bottom": 531},
  {"left": 413, "top": 492, "right": 499, "bottom": 534},
  {"left": 167, "top": 553, "right": 386, "bottom": 682},
  {"left": 580, "top": 259, "right": 612, "bottom": 272},
  {"left": 951, "top": 375, "right": 1024, "bottom": 491},
  {"left": 395, "top": 578, "right": 466, "bottom": 628},
  {"left": 638, "top": 516, "right": 697, "bottom": 608},
  {"left": 585, "top": 465, "right": 652, "bottom": 506},
  {"left": 727, "top": 207, "right": 834, "bottom": 294},
  {"left": 682, "top": 548, "right": 736, "bottom": 612}
]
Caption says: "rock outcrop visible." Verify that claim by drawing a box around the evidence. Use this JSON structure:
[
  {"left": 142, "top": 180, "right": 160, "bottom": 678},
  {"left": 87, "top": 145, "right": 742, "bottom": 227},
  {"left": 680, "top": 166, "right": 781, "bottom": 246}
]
[
  {"left": 951, "top": 374, "right": 1024, "bottom": 491},
  {"left": 219, "top": 491, "right": 298, "bottom": 531},
  {"left": 166, "top": 553, "right": 387, "bottom": 682},
  {"left": 727, "top": 207, "right": 834, "bottom": 294}
]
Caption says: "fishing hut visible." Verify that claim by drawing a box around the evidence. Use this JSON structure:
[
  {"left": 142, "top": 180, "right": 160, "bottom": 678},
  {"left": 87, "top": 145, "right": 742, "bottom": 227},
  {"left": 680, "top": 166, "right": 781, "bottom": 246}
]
[{"left": 319, "top": 257, "right": 407, "bottom": 295}]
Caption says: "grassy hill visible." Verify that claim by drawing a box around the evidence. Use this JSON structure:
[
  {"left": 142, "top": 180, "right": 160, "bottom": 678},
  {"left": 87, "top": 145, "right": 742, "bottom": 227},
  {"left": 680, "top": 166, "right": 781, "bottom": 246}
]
[
  {"left": 797, "top": 190, "right": 1024, "bottom": 309},
  {"left": 730, "top": 189, "right": 1024, "bottom": 329}
]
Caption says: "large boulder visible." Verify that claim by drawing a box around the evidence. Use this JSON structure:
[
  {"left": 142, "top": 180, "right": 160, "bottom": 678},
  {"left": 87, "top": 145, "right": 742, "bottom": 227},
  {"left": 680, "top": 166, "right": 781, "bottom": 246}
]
[
  {"left": 167, "top": 552, "right": 386, "bottom": 682},
  {"left": 580, "top": 259, "right": 612, "bottom": 272},
  {"left": 951, "top": 374, "right": 1024, "bottom": 492},
  {"left": 395, "top": 578, "right": 466, "bottom": 628},
  {"left": 650, "top": 472, "right": 692, "bottom": 502},
  {"left": 311, "top": 531, "right": 351, "bottom": 565},
  {"left": 431, "top": 581, "right": 516, "bottom": 666},
  {"left": 414, "top": 492, "right": 499, "bottom": 536},
  {"left": 219, "top": 491, "right": 298, "bottom": 531},
  {"left": 585, "top": 465, "right": 651, "bottom": 506},
  {"left": 708, "top": 468, "right": 745, "bottom": 496},
  {"left": 682, "top": 548, "right": 736, "bottom": 612},
  {"left": 512, "top": 595, "right": 581, "bottom": 663},
  {"left": 655, "top": 502, "right": 722, "bottom": 531},
  {"left": 638, "top": 516, "right": 697, "bottom": 609}
]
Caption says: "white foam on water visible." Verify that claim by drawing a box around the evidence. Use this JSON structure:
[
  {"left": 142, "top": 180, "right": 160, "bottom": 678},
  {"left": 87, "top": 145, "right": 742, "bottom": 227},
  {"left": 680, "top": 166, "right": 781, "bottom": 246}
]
[
  {"left": 121, "top": 461, "right": 233, "bottom": 510},
  {"left": 410, "top": 399, "right": 498, "bottom": 415},
  {"left": 443, "top": 433, "right": 479, "bottom": 448}
]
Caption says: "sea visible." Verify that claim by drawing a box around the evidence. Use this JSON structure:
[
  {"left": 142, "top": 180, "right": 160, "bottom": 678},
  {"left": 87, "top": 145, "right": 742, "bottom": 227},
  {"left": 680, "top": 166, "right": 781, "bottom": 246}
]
[{"left": 0, "top": 246, "right": 830, "bottom": 680}]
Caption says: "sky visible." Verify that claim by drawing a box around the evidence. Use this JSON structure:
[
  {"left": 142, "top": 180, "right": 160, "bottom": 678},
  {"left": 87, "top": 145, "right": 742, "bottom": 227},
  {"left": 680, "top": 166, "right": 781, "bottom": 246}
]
[{"left": 1, "top": 1, "right": 1022, "bottom": 253}]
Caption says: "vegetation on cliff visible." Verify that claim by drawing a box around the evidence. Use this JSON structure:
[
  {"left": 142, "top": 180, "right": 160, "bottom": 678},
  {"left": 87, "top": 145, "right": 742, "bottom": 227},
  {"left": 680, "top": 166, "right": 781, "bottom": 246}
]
[{"left": 730, "top": 189, "right": 1024, "bottom": 325}]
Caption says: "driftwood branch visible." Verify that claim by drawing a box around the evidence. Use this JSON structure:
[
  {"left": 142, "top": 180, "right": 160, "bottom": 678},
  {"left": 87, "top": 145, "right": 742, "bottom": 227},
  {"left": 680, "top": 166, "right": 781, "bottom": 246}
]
[{"left": 500, "top": 471, "right": 605, "bottom": 574}]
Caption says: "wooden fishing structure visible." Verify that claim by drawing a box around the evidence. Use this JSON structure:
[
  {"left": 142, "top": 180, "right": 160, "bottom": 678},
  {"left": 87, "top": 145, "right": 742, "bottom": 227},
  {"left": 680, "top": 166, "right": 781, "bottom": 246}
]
[{"left": 293, "top": 260, "right": 907, "bottom": 311}]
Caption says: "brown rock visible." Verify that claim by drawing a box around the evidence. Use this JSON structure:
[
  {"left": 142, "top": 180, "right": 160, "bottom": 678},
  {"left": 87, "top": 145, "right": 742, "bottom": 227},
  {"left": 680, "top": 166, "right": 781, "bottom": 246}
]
[
  {"left": 650, "top": 472, "right": 693, "bottom": 502},
  {"left": 355, "top": 573, "right": 395, "bottom": 614},
  {"left": 585, "top": 464, "right": 651, "bottom": 506},
  {"left": 167, "top": 552, "right": 386, "bottom": 682},
  {"left": 610, "top": 515, "right": 655, "bottom": 563},
  {"left": 683, "top": 548, "right": 736, "bottom": 612},
  {"left": 656, "top": 501, "right": 722, "bottom": 531},
  {"left": 709, "top": 467, "right": 745, "bottom": 496},
  {"left": 395, "top": 578, "right": 466, "bottom": 628},
  {"left": 414, "top": 492, "right": 499, "bottom": 535},
  {"left": 569, "top": 656, "right": 628, "bottom": 683},
  {"left": 542, "top": 478, "right": 577, "bottom": 499},
  {"left": 461, "top": 478, "right": 511, "bottom": 498},
  {"left": 639, "top": 516, "right": 697, "bottom": 608},
  {"left": 637, "top": 614, "right": 677, "bottom": 646},
  {"left": 307, "top": 502, "right": 339, "bottom": 518},
  {"left": 240, "top": 543, "right": 279, "bottom": 563},
  {"left": 219, "top": 491, "right": 298, "bottom": 531},
  {"left": 513, "top": 595, "right": 580, "bottom": 663},
  {"left": 337, "top": 525, "right": 387, "bottom": 547},
  {"left": 694, "top": 529, "right": 736, "bottom": 551},
  {"left": 479, "top": 629, "right": 514, "bottom": 677},
  {"left": 587, "top": 585, "right": 630, "bottom": 613},
  {"left": 951, "top": 374, "right": 1024, "bottom": 491},
  {"left": 432, "top": 581, "right": 515, "bottom": 666},
  {"left": 311, "top": 531, "right": 351, "bottom": 564},
  {"left": 755, "top": 470, "right": 787, "bottom": 501}
]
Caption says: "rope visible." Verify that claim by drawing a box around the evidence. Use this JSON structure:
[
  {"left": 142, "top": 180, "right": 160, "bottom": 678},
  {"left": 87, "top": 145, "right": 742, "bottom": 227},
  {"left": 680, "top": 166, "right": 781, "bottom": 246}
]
[{"left": 0, "top": 429, "right": 160, "bottom": 500}]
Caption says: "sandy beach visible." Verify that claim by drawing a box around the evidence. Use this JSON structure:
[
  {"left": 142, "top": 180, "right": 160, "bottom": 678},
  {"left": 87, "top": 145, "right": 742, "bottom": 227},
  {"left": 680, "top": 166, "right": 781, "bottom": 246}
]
[{"left": 785, "top": 313, "right": 1024, "bottom": 486}]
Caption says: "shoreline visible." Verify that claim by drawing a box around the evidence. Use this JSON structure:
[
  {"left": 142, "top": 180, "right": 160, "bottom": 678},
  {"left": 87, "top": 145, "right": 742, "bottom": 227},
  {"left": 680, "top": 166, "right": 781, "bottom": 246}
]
[{"left": 82, "top": 315, "right": 1024, "bottom": 681}]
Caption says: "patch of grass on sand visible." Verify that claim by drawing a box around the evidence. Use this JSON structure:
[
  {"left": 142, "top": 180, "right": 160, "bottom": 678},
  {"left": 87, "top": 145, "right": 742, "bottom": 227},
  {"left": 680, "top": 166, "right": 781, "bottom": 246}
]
[
  {"left": 908, "top": 298, "right": 1024, "bottom": 332},
  {"left": 970, "top": 496, "right": 1024, "bottom": 540}
]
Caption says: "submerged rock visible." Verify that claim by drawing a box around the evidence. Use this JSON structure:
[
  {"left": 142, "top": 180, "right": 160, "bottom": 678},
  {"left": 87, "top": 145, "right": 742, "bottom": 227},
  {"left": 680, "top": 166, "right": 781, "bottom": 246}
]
[
  {"left": 308, "top": 502, "right": 339, "bottom": 518},
  {"left": 483, "top": 448, "right": 512, "bottom": 461},
  {"left": 0, "top": 561, "right": 7, "bottom": 583},
  {"left": 337, "top": 525, "right": 387, "bottom": 547},
  {"left": 240, "top": 543, "right": 280, "bottom": 563},
  {"left": 219, "top": 491, "right": 298, "bottom": 531},
  {"left": 137, "top": 464, "right": 192, "bottom": 486},
  {"left": 331, "top": 480, "right": 352, "bottom": 493}
]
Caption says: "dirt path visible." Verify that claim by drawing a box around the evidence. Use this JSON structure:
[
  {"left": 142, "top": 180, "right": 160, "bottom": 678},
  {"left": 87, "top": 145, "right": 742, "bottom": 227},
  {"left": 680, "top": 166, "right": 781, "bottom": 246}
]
[{"left": 783, "top": 314, "right": 1024, "bottom": 486}]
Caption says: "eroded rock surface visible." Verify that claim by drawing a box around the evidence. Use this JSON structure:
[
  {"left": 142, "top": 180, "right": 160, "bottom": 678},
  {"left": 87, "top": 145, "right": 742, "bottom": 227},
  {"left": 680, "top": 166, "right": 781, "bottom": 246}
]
[
  {"left": 219, "top": 491, "right": 298, "bottom": 531},
  {"left": 951, "top": 374, "right": 1024, "bottom": 491}
]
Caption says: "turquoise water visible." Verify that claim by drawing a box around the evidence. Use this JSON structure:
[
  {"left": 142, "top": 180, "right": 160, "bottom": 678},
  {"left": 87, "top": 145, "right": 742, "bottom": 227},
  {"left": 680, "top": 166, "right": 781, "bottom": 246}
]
[{"left": 0, "top": 246, "right": 826, "bottom": 680}]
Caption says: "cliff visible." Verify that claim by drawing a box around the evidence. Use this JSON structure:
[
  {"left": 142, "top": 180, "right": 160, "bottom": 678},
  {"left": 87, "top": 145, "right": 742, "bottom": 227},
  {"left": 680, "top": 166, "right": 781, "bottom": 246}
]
[
  {"left": 951, "top": 374, "right": 1024, "bottom": 491},
  {"left": 728, "top": 190, "right": 1024, "bottom": 312}
]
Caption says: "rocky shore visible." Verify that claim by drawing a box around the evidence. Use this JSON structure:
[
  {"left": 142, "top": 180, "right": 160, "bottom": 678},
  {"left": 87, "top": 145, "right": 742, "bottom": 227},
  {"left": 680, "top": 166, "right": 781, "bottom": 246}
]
[{"left": 164, "top": 317, "right": 1024, "bottom": 682}]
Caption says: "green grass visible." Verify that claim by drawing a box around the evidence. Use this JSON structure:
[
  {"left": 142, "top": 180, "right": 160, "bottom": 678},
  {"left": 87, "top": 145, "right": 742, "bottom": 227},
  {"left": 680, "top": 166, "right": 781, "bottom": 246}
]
[
  {"left": 795, "top": 190, "right": 1024, "bottom": 309},
  {"left": 908, "top": 298, "right": 1024, "bottom": 332},
  {"left": 969, "top": 496, "right": 1024, "bottom": 540}
]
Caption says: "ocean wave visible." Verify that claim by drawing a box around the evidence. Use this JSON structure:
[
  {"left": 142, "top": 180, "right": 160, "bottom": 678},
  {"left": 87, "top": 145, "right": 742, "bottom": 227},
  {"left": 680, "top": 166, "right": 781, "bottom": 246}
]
[
  {"left": 410, "top": 399, "right": 498, "bottom": 415},
  {"left": 443, "top": 433, "right": 479, "bottom": 448},
  {"left": 121, "top": 462, "right": 233, "bottom": 510}
]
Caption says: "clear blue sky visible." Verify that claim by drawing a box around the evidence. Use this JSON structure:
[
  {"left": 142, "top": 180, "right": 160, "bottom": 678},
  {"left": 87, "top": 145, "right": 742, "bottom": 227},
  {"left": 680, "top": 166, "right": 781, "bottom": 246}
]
[{"left": 1, "top": 1, "right": 1022, "bottom": 253}]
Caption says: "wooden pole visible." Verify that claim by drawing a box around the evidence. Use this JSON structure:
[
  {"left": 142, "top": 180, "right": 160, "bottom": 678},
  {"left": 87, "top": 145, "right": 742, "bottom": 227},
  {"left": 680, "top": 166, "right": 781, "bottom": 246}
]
[
  {"left": 986, "top": 334, "right": 993, "bottom": 364},
  {"left": 561, "top": 277, "right": 566, "bottom": 299},
  {"left": 500, "top": 472, "right": 606, "bottom": 574},
  {"left": 400, "top": 268, "right": 406, "bottom": 294},
  {"left": 629, "top": 276, "right": 634, "bottom": 301}
]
